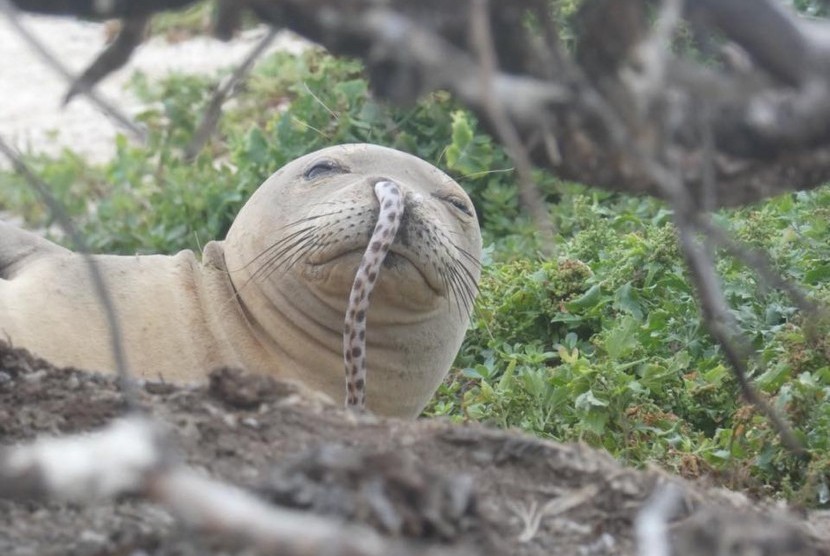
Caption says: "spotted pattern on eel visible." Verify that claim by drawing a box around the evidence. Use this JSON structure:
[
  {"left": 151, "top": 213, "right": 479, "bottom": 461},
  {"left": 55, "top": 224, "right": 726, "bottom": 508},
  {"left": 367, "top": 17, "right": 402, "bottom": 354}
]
[{"left": 344, "top": 180, "right": 404, "bottom": 408}]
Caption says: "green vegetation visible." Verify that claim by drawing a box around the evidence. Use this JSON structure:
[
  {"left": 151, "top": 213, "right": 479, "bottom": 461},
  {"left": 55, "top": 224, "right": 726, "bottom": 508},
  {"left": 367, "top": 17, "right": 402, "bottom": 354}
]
[{"left": 1, "top": 47, "right": 828, "bottom": 505}]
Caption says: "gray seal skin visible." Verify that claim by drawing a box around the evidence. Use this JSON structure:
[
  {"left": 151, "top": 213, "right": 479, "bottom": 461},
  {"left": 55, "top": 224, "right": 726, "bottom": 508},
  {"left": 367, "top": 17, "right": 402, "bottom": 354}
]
[{"left": 0, "top": 144, "right": 482, "bottom": 418}]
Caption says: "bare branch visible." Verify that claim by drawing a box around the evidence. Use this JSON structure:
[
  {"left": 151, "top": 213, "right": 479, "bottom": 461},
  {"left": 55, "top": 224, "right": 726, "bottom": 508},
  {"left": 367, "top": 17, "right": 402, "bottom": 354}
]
[
  {"left": 636, "top": 484, "right": 684, "bottom": 556},
  {"left": 642, "top": 155, "right": 809, "bottom": 456},
  {"left": 185, "top": 28, "right": 278, "bottom": 160},
  {"left": 675, "top": 213, "right": 806, "bottom": 456},
  {"left": 9, "top": 0, "right": 197, "bottom": 18},
  {"left": 64, "top": 15, "right": 150, "bottom": 106},
  {"left": 0, "top": 417, "right": 165, "bottom": 501},
  {"left": 0, "top": 417, "right": 408, "bottom": 555},
  {"left": 469, "top": 0, "right": 556, "bottom": 256},
  {"left": 686, "top": 0, "right": 814, "bottom": 87},
  {"left": 694, "top": 215, "right": 823, "bottom": 319},
  {"left": 8, "top": 0, "right": 830, "bottom": 208}
]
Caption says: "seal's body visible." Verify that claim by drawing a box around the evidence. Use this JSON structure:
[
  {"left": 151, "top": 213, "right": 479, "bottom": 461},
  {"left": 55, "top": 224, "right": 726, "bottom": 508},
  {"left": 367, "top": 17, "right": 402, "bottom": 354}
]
[{"left": 0, "top": 145, "right": 482, "bottom": 418}]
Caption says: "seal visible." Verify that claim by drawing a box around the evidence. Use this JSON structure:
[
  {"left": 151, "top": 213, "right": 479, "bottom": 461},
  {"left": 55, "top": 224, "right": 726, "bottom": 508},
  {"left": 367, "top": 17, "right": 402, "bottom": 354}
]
[{"left": 0, "top": 144, "right": 482, "bottom": 418}]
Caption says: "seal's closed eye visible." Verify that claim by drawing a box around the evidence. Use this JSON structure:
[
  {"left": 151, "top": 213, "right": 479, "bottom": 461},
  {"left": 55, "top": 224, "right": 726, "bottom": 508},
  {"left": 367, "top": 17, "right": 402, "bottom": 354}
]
[
  {"left": 441, "top": 194, "right": 474, "bottom": 217},
  {"left": 304, "top": 158, "right": 346, "bottom": 180}
]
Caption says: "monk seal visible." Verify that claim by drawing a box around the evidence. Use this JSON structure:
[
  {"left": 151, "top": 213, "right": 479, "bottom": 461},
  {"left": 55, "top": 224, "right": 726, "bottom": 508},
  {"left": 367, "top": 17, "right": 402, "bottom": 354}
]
[{"left": 0, "top": 144, "right": 482, "bottom": 418}]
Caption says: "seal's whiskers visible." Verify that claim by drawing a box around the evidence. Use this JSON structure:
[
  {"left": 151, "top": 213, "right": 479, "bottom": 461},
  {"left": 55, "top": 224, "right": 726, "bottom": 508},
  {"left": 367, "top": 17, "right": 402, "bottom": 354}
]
[{"left": 343, "top": 180, "right": 404, "bottom": 409}]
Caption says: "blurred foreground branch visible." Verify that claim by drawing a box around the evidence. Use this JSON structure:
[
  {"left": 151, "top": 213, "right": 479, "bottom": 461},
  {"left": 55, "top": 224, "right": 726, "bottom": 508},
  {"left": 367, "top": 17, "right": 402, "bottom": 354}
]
[{"left": 0, "top": 416, "right": 454, "bottom": 556}]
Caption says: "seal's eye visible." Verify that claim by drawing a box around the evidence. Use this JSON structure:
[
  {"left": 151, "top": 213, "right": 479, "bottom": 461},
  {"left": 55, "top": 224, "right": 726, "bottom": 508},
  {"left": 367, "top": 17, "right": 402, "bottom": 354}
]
[
  {"left": 304, "top": 159, "right": 342, "bottom": 180},
  {"left": 443, "top": 195, "right": 473, "bottom": 217}
]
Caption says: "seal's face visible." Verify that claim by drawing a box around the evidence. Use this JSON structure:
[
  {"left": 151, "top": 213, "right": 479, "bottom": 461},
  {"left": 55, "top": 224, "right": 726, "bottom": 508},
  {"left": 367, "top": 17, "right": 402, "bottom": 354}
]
[
  {"left": 223, "top": 144, "right": 482, "bottom": 417},
  {"left": 299, "top": 147, "right": 480, "bottom": 314}
]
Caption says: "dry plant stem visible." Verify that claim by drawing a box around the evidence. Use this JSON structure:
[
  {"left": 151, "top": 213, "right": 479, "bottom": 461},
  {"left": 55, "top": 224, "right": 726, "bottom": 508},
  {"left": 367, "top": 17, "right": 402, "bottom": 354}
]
[
  {"left": 686, "top": 0, "right": 812, "bottom": 87},
  {"left": 149, "top": 469, "right": 388, "bottom": 554},
  {"left": 469, "top": 0, "right": 556, "bottom": 256},
  {"left": 623, "top": 0, "right": 682, "bottom": 106},
  {"left": 639, "top": 140, "right": 806, "bottom": 456},
  {"left": 611, "top": 0, "right": 807, "bottom": 457},
  {"left": 693, "top": 214, "right": 821, "bottom": 319},
  {"left": 515, "top": 484, "right": 599, "bottom": 543},
  {"left": 0, "top": 136, "right": 140, "bottom": 410},
  {"left": 635, "top": 484, "right": 683, "bottom": 556},
  {"left": 184, "top": 28, "right": 278, "bottom": 160},
  {"left": 672, "top": 200, "right": 806, "bottom": 456},
  {"left": 64, "top": 15, "right": 150, "bottom": 105},
  {"left": 0, "top": 417, "right": 391, "bottom": 556},
  {"left": 0, "top": 0, "right": 147, "bottom": 142}
]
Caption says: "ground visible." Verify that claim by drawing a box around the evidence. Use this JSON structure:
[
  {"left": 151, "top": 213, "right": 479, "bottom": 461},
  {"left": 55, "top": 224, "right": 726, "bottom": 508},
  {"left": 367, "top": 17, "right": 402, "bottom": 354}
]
[{"left": 1, "top": 342, "right": 828, "bottom": 555}]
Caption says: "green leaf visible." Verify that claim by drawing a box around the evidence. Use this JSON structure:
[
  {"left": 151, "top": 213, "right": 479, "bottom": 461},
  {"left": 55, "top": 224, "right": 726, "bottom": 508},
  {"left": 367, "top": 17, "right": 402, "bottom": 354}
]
[
  {"left": 565, "top": 284, "right": 602, "bottom": 311},
  {"left": 805, "top": 262, "right": 830, "bottom": 284},
  {"left": 575, "top": 390, "right": 608, "bottom": 410},
  {"left": 604, "top": 316, "right": 640, "bottom": 359}
]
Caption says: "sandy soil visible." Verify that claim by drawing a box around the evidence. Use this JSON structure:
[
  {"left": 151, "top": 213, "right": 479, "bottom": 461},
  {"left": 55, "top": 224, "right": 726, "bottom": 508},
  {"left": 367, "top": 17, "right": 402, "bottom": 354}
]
[{"left": 0, "top": 14, "right": 305, "bottom": 163}]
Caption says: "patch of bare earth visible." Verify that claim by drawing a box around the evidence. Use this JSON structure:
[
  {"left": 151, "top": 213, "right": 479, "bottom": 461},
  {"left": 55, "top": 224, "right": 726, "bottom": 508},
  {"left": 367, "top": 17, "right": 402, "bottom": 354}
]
[{"left": 1, "top": 342, "right": 828, "bottom": 555}]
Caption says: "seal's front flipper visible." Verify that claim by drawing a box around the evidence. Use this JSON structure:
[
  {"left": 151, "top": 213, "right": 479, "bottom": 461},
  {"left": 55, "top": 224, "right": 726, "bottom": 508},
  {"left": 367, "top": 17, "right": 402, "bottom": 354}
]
[{"left": 0, "top": 220, "right": 69, "bottom": 279}]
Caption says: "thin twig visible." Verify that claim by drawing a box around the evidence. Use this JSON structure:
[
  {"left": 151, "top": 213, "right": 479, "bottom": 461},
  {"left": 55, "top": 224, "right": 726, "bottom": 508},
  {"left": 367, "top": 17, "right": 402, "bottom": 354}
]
[
  {"left": 469, "top": 0, "right": 556, "bottom": 256},
  {"left": 184, "top": 28, "right": 278, "bottom": 160},
  {"left": 0, "top": 136, "right": 140, "bottom": 410},
  {"left": 0, "top": 0, "right": 146, "bottom": 142},
  {"left": 596, "top": 0, "right": 809, "bottom": 456},
  {"left": 675, "top": 219, "right": 806, "bottom": 455},
  {"left": 660, "top": 165, "right": 808, "bottom": 456},
  {"left": 694, "top": 214, "right": 822, "bottom": 319},
  {"left": 622, "top": 0, "right": 683, "bottom": 111},
  {"left": 64, "top": 15, "right": 150, "bottom": 106}
]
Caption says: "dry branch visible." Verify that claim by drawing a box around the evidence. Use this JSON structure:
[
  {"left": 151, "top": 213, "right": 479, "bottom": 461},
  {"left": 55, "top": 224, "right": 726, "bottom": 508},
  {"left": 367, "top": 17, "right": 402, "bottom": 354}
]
[
  {"left": 10, "top": 0, "right": 830, "bottom": 207},
  {"left": 64, "top": 15, "right": 150, "bottom": 105},
  {"left": 0, "top": 416, "right": 456, "bottom": 556},
  {"left": 9, "top": 0, "right": 197, "bottom": 18},
  {"left": 239, "top": 0, "right": 830, "bottom": 207},
  {"left": 185, "top": 27, "right": 278, "bottom": 159},
  {"left": 635, "top": 484, "right": 684, "bottom": 556},
  {"left": 469, "top": 0, "right": 556, "bottom": 256}
]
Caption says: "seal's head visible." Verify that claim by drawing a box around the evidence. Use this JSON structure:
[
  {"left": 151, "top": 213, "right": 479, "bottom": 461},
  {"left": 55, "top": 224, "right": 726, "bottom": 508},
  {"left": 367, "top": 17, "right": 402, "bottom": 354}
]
[{"left": 223, "top": 144, "right": 482, "bottom": 417}]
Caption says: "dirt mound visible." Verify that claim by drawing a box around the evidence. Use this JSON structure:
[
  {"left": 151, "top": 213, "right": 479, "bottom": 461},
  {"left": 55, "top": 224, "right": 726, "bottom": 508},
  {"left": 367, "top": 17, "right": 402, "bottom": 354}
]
[{"left": 0, "top": 342, "right": 827, "bottom": 555}]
